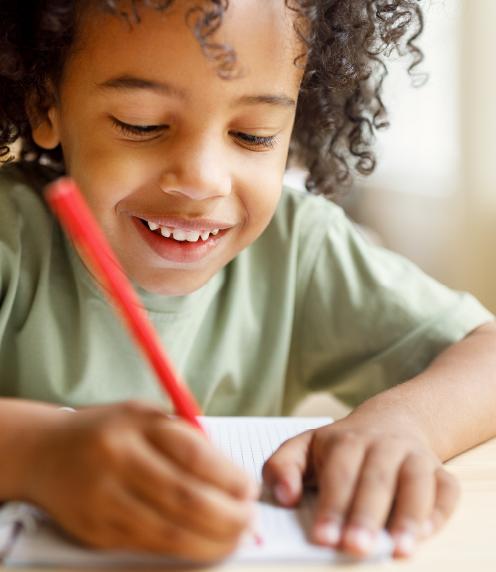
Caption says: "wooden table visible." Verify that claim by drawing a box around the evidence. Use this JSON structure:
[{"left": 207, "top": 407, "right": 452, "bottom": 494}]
[{"left": 8, "top": 436, "right": 496, "bottom": 572}]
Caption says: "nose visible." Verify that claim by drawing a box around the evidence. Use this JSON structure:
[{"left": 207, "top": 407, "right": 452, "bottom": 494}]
[{"left": 158, "top": 138, "right": 232, "bottom": 201}]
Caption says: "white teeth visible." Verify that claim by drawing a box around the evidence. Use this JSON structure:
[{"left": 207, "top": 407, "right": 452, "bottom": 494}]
[
  {"left": 185, "top": 231, "right": 201, "bottom": 242},
  {"left": 171, "top": 229, "right": 187, "bottom": 241},
  {"left": 146, "top": 220, "right": 223, "bottom": 242}
]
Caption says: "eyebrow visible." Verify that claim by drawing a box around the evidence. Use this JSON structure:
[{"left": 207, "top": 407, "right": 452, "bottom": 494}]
[{"left": 97, "top": 75, "right": 296, "bottom": 108}]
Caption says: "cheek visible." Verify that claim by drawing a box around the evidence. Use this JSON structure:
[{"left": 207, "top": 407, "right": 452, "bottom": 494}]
[
  {"left": 241, "top": 168, "right": 283, "bottom": 234},
  {"left": 245, "top": 137, "right": 292, "bottom": 221},
  {"left": 60, "top": 111, "right": 157, "bottom": 199},
  {"left": 67, "top": 142, "right": 156, "bottom": 212}
]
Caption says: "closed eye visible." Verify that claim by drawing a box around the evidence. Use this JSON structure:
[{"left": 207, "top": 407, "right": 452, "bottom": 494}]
[
  {"left": 110, "top": 116, "right": 279, "bottom": 150},
  {"left": 110, "top": 117, "right": 167, "bottom": 139},
  {"left": 231, "top": 131, "right": 279, "bottom": 150}
]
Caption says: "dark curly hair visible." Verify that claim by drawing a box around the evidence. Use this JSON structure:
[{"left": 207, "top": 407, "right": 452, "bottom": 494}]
[{"left": 0, "top": 0, "right": 423, "bottom": 197}]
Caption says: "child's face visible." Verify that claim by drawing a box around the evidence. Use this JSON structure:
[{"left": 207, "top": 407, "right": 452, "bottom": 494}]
[{"left": 35, "top": 1, "right": 304, "bottom": 295}]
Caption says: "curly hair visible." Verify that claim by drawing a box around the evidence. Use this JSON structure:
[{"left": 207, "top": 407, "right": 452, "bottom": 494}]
[{"left": 0, "top": 0, "right": 423, "bottom": 197}]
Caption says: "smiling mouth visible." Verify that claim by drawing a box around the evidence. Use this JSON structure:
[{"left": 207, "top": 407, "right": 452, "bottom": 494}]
[{"left": 138, "top": 218, "right": 227, "bottom": 243}]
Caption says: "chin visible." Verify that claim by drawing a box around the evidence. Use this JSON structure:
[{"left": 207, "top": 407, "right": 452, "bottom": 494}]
[{"left": 134, "top": 268, "right": 213, "bottom": 297}]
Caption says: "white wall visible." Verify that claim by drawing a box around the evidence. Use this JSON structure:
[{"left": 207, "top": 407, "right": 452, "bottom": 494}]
[
  {"left": 351, "top": 0, "right": 496, "bottom": 311},
  {"left": 457, "top": 0, "right": 496, "bottom": 309}
]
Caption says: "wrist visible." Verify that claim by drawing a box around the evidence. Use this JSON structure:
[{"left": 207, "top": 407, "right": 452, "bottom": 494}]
[{"left": 346, "top": 391, "right": 433, "bottom": 449}]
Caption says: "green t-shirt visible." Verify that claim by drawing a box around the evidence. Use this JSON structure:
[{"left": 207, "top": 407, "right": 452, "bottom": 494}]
[{"left": 0, "top": 164, "right": 492, "bottom": 414}]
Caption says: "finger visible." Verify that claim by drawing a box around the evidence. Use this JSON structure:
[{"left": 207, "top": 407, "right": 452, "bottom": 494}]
[
  {"left": 146, "top": 419, "right": 258, "bottom": 500},
  {"left": 428, "top": 467, "right": 461, "bottom": 534},
  {"left": 262, "top": 430, "right": 313, "bottom": 507},
  {"left": 387, "top": 454, "right": 437, "bottom": 558},
  {"left": 310, "top": 432, "right": 366, "bottom": 549},
  {"left": 78, "top": 485, "right": 241, "bottom": 562},
  {"left": 340, "top": 444, "right": 404, "bottom": 557},
  {"left": 125, "top": 440, "right": 255, "bottom": 541}
]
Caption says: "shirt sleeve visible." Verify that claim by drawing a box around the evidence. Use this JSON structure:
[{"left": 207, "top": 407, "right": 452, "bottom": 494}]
[
  {"left": 296, "top": 205, "right": 494, "bottom": 408},
  {"left": 0, "top": 167, "right": 56, "bottom": 392},
  {"left": 0, "top": 184, "right": 22, "bottom": 341}
]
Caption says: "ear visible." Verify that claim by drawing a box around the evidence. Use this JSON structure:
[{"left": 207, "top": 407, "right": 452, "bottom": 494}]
[
  {"left": 26, "top": 87, "right": 61, "bottom": 150},
  {"left": 31, "top": 107, "right": 61, "bottom": 150}
]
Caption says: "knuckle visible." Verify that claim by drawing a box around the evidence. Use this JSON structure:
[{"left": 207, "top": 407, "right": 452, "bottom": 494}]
[
  {"left": 321, "top": 463, "right": 355, "bottom": 486},
  {"left": 172, "top": 480, "right": 201, "bottom": 512},
  {"left": 118, "top": 399, "right": 140, "bottom": 413},
  {"left": 316, "top": 431, "right": 364, "bottom": 462},
  {"left": 118, "top": 399, "right": 149, "bottom": 415},
  {"left": 399, "top": 455, "right": 432, "bottom": 481},
  {"left": 181, "top": 436, "right": 207, "bottom": 469},
  {"left": 361, "top": 467, "right": 392, "bottom": 489},
  {"left": 334, "top": 430, "right": 362, "bottom": 448},
  {"left": 90, "top": 427, "right": 124, "bottom": 464}
]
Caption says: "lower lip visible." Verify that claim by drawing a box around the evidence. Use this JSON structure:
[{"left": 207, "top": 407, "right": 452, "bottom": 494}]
[{"left": 133, "top": 218, "right": 229, "bottom": 264}]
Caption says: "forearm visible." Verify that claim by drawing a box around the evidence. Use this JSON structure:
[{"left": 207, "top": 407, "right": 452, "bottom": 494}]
[
  {"left": 0, "top": 398, "right": 61, "bottom": 500},
  {"left": 347, "top": 320, "right": 496, "bottom": 461}
]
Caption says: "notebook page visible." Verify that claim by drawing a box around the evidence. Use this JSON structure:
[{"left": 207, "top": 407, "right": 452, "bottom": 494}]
[
  {"left": 203, "top": 416, "right": 332, "bottom": 481},
  {"left": 203, "top": 417, "right": 393, "bottom": 563},
  {"left": 4, "top": 417, "right": 393, "bottom": 566}
]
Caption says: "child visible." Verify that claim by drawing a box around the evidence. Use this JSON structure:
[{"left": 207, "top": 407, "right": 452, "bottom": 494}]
[{"left": 0, "top": 0, "right": 495, "bottom": 564}]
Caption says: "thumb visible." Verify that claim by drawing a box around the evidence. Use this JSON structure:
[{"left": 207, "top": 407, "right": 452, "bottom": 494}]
[{"left": 262, "top": 430, "right": 314, "bottom": 507}]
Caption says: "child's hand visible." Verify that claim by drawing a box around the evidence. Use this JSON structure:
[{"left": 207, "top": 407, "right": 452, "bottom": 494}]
[
  {"left": 22, "top": 401, "right": 258, "bottom": 562},
  {"left": 262, "top": 417, "right": 460, "bottom": 559}
]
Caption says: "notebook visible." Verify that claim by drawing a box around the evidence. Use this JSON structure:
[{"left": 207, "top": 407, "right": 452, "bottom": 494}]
[{"left": 0, "top": 417, "right": 393, "bottom": 566}]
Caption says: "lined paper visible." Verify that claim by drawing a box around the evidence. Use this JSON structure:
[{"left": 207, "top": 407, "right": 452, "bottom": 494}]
[
  {"left": 204, "top": 416, "right": 330, "bottom": 480},
  {"left": 2, "top": 417, "right": 393, "bottom": 566},
  {"left": 204, "top": 417, "right": 393, "bottom": 562}
]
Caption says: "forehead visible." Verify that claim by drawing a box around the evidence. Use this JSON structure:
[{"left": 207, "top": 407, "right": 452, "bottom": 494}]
[{"left": 68, "top": 0, "right": 305, "bottom": 100}]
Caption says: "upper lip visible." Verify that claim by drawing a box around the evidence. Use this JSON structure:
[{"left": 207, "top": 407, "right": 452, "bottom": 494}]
[{"left": 133, "top": 215, "right": 235, "bottom": 232}]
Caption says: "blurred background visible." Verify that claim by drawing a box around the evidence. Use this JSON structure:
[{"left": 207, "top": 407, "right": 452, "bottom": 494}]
[
  {"left": 288, "top": 0, "right": 496, "bottom": 417},
  {"left": 286, "top": 0, "right": 496, "bottom": 314}
]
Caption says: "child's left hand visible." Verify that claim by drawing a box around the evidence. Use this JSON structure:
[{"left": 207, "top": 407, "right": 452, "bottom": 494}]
[{"left": 262, "top": 415, "right": 460, "bottom": 559}]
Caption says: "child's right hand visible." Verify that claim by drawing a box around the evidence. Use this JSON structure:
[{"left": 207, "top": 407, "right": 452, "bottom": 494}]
[{"left": 20, "top": 401, "right": 258, "bottom": 562}]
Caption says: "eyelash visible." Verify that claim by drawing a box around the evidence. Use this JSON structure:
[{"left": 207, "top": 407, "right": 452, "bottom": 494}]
[{"left": 110, "top": 117, "right": 278, "bottom": 149}]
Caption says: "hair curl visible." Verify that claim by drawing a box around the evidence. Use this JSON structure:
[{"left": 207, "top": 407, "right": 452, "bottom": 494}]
[{"left": 0, "top": 0, "right": 423, "bottom": 197}]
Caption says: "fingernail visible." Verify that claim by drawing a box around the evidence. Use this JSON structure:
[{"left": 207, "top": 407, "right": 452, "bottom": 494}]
[
  {"left": 315, "top": 521, "right": 342, "bottom": 546},
  {"left": 395, "top": 532, "right": 416, "bottom": 556},
  {"left": 345, "top": 527, "right": 374, "bottom": 553},
  {"left": 274, "top": 482, "right": 292, "bottom": 505},
  {"left": 421, "top": 519, "right": 434, "bottom": 538}
]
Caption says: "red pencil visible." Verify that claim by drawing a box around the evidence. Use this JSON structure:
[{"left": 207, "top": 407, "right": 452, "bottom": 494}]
[{"left": 45, "top": 177, "right": 204, "bottom": 432}]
